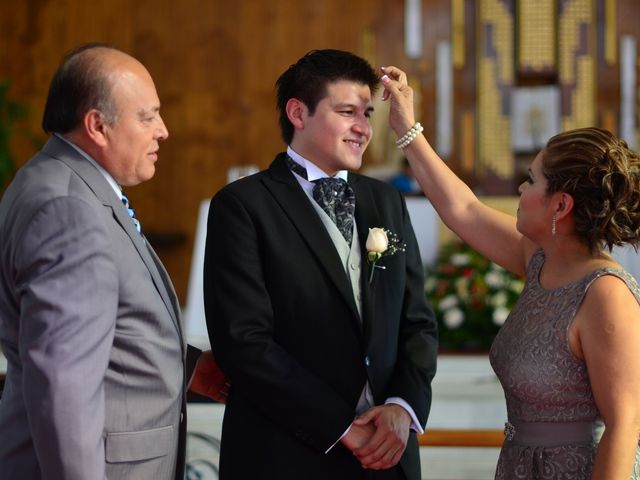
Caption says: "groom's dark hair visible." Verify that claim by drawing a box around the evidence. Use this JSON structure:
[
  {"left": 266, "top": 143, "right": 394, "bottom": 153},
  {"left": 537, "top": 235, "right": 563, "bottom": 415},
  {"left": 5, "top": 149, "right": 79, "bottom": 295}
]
[{"left": 275, "top": 49, "right": 379, "bottom": 145}]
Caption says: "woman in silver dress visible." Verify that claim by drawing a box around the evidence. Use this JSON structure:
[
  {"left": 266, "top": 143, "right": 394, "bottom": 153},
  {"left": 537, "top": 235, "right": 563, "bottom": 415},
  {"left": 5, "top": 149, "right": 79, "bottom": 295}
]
[{"left": 380, "top": 66, "right": 640, "bottom": 479}]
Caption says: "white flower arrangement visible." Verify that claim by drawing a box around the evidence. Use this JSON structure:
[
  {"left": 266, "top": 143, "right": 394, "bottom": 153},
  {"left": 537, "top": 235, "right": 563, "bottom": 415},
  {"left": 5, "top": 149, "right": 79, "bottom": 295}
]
[{"left": 425, "top": 240, "right": 524, "bottom": 351}]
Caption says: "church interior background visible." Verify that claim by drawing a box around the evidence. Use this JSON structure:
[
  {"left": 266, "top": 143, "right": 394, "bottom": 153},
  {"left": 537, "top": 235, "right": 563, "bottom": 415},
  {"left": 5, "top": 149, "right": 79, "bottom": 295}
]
[{"left": 1, "top": 1, "right": 639, "bottom": 478}]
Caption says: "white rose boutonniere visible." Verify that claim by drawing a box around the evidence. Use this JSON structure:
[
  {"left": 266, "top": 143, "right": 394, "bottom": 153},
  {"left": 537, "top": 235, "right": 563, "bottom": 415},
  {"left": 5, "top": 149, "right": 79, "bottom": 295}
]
[{"left": 366, "top": 227, "right": 406, "bottom": 283}]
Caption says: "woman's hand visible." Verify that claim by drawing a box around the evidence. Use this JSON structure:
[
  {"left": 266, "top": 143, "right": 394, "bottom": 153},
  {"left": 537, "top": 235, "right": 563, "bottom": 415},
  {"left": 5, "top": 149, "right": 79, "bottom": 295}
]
[
  {"left": 380, "top": 66, "right": 416, "bottom": 137},
  {"left": 189, "top": 350, "right": 230, "bottom": 403}
]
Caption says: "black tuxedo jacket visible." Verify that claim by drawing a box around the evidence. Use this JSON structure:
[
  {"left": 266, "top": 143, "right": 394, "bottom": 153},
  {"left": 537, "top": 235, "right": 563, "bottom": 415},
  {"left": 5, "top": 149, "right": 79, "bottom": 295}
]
[{"left": 204, "top": 153, "right": 438, "bottom": 480}]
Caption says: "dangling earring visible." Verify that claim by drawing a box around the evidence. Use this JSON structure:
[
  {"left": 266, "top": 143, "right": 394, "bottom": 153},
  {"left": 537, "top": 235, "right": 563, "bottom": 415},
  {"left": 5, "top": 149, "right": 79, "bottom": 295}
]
[{"left": 551, "top": 213, "right": 557, "bottom": 236}]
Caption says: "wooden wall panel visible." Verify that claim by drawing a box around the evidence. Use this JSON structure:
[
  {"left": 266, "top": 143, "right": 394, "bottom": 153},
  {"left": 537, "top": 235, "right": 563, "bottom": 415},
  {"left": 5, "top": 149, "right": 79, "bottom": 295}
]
[
  {"left": 0, "top": 0, "right": 404, "bottom": 302},
  {"left": 4, "top": 0, "right": 636, "bottom": 303}
]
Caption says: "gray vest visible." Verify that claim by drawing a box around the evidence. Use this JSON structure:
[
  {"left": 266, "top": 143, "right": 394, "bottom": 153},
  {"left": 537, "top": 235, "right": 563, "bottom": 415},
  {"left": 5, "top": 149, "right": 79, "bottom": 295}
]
[{"left": 308, "top": 196, "right": 373, "bottom": 413}]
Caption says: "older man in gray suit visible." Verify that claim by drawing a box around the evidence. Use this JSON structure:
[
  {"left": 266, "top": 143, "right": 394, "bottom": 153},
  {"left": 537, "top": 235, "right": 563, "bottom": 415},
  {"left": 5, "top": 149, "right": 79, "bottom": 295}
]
[{"left": 0, "top": 44, "right": 222, "bottom": 479}]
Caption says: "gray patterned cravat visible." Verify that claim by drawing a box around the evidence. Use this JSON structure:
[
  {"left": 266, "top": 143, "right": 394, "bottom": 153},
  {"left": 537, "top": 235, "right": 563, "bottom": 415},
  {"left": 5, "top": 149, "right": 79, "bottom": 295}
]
[{"left": 286, "top": 156, "right": 355, "bottom": 244}]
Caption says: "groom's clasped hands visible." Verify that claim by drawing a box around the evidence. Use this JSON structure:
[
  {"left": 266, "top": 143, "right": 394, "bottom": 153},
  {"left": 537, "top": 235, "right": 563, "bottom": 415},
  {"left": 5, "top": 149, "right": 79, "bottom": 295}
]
[{"left": 341, "top": 404, "right": 411, "bottom": 471}]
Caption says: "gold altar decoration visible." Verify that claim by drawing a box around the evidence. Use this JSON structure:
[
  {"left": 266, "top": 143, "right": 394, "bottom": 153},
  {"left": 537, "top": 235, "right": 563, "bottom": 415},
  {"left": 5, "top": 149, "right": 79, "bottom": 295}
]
[
  {"left": 452, "top": 0, "right": 465, "bottom": 68},
  {"left": 605, "top": 0, "right": 617, "bottom": 65},
  {"left": 477, "top": 0, "right": 514, "bottom": 182},
  {"left": 515, "top": 0, "right": 557, "bottom": 79},
  {"left": 559, "top": 0, "right": 595, "bottom": 131}
]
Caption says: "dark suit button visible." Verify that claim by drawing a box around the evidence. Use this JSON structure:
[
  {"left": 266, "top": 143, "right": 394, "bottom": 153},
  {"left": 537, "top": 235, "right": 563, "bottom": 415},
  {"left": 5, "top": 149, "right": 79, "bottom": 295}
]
[{"left": 364, "top": 356, "right": 371, "bottom": 367}]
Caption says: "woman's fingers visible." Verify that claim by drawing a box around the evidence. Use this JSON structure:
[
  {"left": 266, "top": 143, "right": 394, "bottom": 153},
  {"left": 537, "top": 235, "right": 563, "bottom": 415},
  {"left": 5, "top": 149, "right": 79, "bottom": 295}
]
[
  {"left": 379, "top": 65, "right": 417, "bottom": 134},
  {"left": 381, "top": 74, "right": 393, "bottom": 101},
  {"left": 380, "top": 65, "right": 409, "bottom": 102},
  {"left": 381, "top": 65, "right": 408, "bottom": 85}
]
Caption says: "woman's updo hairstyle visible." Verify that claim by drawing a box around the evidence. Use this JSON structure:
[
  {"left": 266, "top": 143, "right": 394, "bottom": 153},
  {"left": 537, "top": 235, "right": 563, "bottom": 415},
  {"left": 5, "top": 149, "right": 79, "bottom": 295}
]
[{"left": 541, "top": 127, "right": 640, "bottom": 253}]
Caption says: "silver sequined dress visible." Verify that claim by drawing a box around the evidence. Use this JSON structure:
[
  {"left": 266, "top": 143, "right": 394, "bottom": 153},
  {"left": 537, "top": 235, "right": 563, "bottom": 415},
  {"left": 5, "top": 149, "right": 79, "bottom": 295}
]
[{"left": 490, "top": 249, "right": 640, "bottom": 479}]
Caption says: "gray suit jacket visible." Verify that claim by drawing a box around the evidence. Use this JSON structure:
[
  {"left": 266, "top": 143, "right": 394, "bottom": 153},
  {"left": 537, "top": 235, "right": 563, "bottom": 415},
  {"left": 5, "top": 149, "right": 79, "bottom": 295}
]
[{"left": 0, "top": 136, "right": 191, "bottom": 479}]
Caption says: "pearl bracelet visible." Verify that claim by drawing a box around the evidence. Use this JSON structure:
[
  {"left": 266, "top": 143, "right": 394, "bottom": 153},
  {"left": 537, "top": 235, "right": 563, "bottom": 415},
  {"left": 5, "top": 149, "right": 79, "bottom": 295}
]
[{"left": 396, "top": 122, "right": 423, "bottom": 149}]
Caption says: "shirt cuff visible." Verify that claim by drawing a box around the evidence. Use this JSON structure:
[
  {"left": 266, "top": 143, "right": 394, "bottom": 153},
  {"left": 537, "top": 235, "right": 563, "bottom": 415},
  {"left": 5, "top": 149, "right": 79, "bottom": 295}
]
[{"left": 385, "top": 397, "right": 425, "bottom": 435}]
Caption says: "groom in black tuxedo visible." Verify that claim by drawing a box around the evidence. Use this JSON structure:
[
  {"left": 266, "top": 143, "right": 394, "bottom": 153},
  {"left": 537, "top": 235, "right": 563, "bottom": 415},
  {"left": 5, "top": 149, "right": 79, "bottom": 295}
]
[{"left": 203, "top": 49, "right": 438, "bottom": 480}]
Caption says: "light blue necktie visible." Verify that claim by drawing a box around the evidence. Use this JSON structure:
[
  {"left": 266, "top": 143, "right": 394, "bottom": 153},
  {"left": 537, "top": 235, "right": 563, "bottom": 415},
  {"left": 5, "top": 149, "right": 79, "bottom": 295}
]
[{"left": 121, "top": 192, "right": 142, "bottom": 234}]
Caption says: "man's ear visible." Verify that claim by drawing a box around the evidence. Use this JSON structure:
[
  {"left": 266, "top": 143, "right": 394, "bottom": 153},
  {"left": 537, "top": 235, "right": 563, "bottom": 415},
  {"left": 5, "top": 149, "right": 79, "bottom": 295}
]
[
  {"left": 285, "top": 98, "right": 307, "bottom": 130},
  {"left": 84, "top": 109, "right": 109, "bottom": 147}
]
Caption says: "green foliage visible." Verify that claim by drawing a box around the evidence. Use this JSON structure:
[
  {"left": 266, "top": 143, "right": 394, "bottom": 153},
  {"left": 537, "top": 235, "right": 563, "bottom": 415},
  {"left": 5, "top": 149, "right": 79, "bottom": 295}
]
[
  {"left": 425, "top": 240, "right": 524, "bottom": 351},
  {"left": 0, "top": 80, "right": 28, "bottom": 191}
]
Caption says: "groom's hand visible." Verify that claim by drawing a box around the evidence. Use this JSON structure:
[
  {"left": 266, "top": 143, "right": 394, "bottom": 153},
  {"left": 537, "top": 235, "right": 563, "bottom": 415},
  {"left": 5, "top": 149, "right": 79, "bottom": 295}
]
[
  {"left": 352, "top": 404, "right": 411, "bottom": 470},
  {"left": 341, "top": 421, "right": 375, "bottom": 452}
]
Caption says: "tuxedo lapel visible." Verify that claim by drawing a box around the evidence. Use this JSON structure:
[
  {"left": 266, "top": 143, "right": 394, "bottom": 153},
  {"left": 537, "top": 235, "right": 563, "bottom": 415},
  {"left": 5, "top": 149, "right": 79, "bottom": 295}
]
[
  {"left": 263, "top": 154, "right": 360, "bottom": 321},
  {"left": 44, "top": 138, "right": 183, "bottom": 339},
  {"left": 351, "top": 174, "right": 379, "bottom": 345}
]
